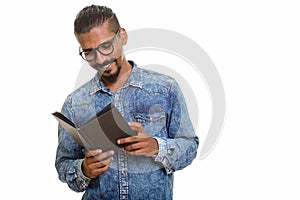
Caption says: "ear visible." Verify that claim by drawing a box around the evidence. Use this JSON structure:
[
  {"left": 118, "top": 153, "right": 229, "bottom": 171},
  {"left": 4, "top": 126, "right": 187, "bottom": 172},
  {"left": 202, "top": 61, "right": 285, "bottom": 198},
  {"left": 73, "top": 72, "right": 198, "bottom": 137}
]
[{"left": 119, "top": 28, "right": 128, "bottom": 45}]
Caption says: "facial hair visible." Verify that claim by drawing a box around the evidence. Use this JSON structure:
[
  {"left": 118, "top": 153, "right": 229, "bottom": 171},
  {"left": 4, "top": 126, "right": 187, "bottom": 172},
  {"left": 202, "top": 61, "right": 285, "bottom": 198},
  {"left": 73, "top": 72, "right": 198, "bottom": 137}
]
[
  {"left": 92, "top": 58, "right": 117, "bottom": 70},
  {"left": 101, "top": 63, "right": 121, "bottom": 84}
]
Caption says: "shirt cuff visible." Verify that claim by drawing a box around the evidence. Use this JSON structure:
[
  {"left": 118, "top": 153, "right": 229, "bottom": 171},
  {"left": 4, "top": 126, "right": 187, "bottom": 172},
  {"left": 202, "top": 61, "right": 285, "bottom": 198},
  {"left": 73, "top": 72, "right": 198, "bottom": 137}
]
[
  {"left": 76, "top": 159, "right": 91, "bottom": 188},
  {"left": 152, "top": 137, "right": 167, "bottom": 161},
  {"left": 152, "top": 137, "right": 174, "bottom": 174}
]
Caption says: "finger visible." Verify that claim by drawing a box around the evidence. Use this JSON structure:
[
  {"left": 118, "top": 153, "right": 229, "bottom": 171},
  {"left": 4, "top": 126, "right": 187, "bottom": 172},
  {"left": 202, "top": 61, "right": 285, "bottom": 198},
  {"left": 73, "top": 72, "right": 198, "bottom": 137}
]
[
  {"left": 128, "top": 148, "right": 146, "bottom": 156},
  {"left": 85, "top": 150, "right": 114, "bottom": 165},
  {"left": 127, "top": 146, "right": 157, "bottom": 157},
  {"left": 123, "top": 140, "right": 146, "bottom": 152},
  {"left": 94, "top": 156, "right": 114, "bottom": 168},
  {"left": 93, "top": 150, "right": 114, "bottom": 161},
  {"left": 88, "top": 164, "right": 110, "bottom": 178},
  {"left": 118, "top": 136, "right": 140, "bottom": 145},
  {"left": 94, "top": 165, "right": 110, "bottom": 175},
  {"left": 85, "top": 149, "right": 102, "bottom": 158},
  {"left": 88, "top": 156, "right": 113, "bottom": 171},
  {"left": 127, "top": 125, "right": 140, "bottom": 134},
  {"left": 128, "top": 122, "right": 142, "bottom": 128},
  {"left": 130, "top": 126, "right": 139, "bottom": 134},
  {"left": 128, "top": 122, "right": 143, "bottom": 133}
]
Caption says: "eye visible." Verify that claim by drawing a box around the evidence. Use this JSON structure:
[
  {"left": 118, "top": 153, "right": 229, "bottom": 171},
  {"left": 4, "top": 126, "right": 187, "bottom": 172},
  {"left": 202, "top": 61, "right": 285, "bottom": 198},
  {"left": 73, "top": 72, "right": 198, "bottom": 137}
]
[
  {"left": 84, "top": 50, "right": 93, "bottom": 56},
  {"left": 99, "top": 42, "right": 112, "bottom": 50}
]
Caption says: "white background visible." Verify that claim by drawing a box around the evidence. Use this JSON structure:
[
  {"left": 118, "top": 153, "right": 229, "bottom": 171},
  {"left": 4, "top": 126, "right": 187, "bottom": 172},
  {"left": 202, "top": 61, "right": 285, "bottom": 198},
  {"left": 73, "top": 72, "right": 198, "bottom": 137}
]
[{"left": 1, "top": 0, "right": 299, "bottom": 199}]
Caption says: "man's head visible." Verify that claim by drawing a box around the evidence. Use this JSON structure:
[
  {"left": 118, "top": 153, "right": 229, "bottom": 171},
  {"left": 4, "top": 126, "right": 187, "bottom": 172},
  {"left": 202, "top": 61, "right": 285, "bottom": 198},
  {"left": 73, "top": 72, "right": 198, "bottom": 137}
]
[
  {"left": 74, "top": 5, "right": 129, "bottom": 84},
  {"left": 74, "top": 5, "right": 120, "bottom": 35}
]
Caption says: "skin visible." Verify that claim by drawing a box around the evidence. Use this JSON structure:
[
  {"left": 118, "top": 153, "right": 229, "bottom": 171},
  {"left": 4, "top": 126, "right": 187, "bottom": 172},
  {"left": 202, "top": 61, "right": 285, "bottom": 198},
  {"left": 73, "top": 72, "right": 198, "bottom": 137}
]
[{"left": 76, "top": 21, "right": 159, "bottom": 179}]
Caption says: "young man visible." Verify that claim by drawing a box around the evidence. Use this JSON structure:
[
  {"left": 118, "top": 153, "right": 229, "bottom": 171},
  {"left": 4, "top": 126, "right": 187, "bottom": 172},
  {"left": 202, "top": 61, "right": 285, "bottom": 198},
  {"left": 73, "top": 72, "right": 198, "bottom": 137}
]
[{"left": 55, "top": 5, "right": 199, "bottom": 200}]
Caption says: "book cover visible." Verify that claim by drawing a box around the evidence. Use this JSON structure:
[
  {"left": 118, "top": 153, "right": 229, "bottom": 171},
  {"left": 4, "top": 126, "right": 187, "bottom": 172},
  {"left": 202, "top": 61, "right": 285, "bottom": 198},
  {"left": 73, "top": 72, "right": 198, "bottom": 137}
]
[{"left": 52, "top": 103, "right": 136, "bottom": 151}]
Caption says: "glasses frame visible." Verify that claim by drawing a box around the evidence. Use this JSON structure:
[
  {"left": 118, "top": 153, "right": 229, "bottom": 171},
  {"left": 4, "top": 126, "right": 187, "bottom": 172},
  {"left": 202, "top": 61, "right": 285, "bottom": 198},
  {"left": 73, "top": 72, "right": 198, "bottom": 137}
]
[{"left": 79, "top": 29, "right": 120, "bottom": 61}]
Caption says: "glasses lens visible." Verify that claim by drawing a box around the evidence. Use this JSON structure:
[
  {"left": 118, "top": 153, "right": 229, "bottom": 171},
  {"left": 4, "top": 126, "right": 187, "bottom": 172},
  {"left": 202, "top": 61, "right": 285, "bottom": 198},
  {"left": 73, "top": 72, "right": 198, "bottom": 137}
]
[
  {"left": 83, "top": 51, "right": 95, "bottom": 61},
  {"left": 79, "top": 31, "right": 118, "bottom": 61},
  {"left": 79, "top": 48, "right": 95, "bottom": 61},
  {"left": 98, "top": 42, "right": 114, "bottom": 55}
]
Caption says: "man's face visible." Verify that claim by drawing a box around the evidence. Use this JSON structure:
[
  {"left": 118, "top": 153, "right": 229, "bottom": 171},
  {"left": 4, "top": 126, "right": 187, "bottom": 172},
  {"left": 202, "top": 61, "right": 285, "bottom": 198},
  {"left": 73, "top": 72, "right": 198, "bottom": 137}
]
[{"left": 76, "top": 22, "right": 126, "bottom": 81}]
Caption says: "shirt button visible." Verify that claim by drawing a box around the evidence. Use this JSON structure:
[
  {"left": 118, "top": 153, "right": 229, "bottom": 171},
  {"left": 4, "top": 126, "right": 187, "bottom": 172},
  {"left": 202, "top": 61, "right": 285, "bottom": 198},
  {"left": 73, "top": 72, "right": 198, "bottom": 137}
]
[
  {"left": 121, "top": 170, "right": 125, "bottom": 175},
  {"left": 121, "top": 195, "right": 126, "bottom": 199}
]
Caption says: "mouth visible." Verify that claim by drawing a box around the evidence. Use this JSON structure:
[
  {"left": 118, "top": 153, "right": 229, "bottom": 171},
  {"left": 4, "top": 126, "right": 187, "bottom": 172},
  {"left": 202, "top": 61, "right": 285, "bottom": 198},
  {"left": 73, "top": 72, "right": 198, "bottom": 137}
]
[
  {"left": 92, "top": 58, "right": 117, "bottom": 71},
  {"left": 102, "top": 62, "right": 113, "bottom": 71}
]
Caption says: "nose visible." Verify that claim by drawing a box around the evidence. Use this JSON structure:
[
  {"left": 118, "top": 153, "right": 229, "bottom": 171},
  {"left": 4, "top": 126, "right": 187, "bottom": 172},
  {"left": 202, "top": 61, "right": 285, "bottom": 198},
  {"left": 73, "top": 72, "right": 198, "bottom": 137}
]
[{"left": 94, "top": 50, "right": 107, "bottom": 64}]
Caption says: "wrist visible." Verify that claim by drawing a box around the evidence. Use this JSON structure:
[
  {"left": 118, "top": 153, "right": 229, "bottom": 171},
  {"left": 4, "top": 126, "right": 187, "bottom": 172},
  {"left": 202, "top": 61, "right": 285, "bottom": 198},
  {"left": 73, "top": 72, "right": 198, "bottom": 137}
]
[{"left": 79, "top": 159, "right": 92, "bottom": 181}]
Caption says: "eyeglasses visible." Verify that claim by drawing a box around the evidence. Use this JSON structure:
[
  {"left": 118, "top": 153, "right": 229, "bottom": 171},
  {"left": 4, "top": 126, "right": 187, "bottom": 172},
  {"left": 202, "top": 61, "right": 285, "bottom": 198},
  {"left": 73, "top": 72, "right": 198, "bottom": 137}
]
[{"left": 79, "top": 29, "right": 120, "bottom": 61}]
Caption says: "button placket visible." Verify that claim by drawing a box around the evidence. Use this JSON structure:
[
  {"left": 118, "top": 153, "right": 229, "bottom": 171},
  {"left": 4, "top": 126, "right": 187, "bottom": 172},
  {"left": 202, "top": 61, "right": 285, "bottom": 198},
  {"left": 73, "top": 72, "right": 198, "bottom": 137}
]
[{"left": 118, "top": 150, "right": 129, "bottom": 200}]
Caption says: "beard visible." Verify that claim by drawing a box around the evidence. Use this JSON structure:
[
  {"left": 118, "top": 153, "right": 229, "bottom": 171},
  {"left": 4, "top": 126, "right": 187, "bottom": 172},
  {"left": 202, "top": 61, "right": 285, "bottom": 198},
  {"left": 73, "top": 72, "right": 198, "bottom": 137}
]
[{"left": 101, "top": 63, "right": 121, "bottom": 84}]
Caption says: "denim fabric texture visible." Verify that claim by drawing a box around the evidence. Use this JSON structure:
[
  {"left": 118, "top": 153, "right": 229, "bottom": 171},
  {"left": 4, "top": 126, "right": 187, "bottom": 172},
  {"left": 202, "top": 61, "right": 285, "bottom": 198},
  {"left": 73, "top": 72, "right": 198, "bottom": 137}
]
[{"left": 55, "top": 61, "right": 199, "bottom": 200}]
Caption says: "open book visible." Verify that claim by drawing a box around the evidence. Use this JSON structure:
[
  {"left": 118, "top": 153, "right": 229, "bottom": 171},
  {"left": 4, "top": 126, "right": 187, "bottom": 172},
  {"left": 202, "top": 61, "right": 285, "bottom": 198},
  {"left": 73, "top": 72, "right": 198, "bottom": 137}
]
[{"left": 52, "top": 103, "right": 136, "bottom": 151}]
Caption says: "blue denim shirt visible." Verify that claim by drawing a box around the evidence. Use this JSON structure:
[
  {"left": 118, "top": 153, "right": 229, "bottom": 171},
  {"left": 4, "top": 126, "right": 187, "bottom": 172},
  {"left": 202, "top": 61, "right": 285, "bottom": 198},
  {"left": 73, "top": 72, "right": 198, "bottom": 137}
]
[{"left": 55, "top": 61, "right": 199, "bottom": 200}]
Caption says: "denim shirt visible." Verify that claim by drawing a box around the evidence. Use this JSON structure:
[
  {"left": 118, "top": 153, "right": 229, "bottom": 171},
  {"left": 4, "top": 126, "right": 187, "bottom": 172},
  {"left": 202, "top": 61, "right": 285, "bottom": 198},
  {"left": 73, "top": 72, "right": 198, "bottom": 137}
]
[{"left": 55, "top": 61, "right": 199, "bottom": 200}]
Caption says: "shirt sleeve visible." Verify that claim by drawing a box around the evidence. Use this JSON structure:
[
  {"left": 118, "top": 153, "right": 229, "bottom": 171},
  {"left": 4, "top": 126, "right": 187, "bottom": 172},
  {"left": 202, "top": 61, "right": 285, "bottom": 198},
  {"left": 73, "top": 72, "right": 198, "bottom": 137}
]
[
  {"left": 152, "top": 80, "right": 199, "bottom": 174},
  {"left": 55, "top": 97, "right": 91, "bottom": 192}
]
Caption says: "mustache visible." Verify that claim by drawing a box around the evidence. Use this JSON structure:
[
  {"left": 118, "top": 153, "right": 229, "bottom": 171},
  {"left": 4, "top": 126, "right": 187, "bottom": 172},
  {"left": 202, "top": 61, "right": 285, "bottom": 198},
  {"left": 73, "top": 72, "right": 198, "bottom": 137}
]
[{"left": 92, "top": 58, "right": 117, "bottom": 69}]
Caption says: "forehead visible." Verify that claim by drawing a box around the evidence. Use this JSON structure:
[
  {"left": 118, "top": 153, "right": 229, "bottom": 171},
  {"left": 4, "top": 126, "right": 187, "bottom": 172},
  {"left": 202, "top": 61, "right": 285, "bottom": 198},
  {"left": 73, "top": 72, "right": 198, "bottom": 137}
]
[{"left": 76, "top": 22, "right": 114, "bottom": 49}]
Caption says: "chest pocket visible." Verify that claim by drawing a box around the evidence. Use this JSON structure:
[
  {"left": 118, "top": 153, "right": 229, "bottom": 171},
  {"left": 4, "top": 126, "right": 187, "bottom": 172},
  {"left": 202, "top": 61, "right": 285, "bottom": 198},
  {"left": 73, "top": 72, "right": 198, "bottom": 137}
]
[{"left": 133, "top": 111, "right": 167, "bottom": 137}]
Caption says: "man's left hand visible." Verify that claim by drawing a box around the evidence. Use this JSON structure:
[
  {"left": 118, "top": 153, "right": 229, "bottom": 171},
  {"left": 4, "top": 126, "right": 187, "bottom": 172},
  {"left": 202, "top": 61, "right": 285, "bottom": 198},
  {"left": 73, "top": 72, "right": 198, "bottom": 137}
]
[{"left": 117, "top": 122, "right": 159, "bottom": 157}]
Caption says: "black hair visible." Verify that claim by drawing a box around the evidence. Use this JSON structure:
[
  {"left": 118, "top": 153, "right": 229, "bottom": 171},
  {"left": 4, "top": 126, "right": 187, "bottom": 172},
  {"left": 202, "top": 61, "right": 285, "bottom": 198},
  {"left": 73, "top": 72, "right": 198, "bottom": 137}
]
[{"left": 74, "top": 5, "right": 120, "bottom": 35}]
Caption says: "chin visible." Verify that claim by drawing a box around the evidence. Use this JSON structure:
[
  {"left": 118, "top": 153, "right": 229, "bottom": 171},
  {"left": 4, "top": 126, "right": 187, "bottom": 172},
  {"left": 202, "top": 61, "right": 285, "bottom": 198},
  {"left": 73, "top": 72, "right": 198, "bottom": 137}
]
[{"left": 102, "top": 64, "right": 121, "bottom": 83}]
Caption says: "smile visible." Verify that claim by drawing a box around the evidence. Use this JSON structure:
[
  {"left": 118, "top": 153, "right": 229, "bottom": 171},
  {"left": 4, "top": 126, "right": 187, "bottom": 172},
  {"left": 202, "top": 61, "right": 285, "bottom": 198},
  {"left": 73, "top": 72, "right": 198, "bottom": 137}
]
[{"left": 93, "top": 58, "right": 117, "bottom": 70}]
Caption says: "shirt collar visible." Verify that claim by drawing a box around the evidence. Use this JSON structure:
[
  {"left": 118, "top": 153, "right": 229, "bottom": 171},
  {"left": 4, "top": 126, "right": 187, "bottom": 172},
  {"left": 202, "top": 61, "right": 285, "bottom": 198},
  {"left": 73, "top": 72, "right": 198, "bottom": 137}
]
[
  {"left": 123, "top": 60, "right": 143, "bottom": 88},
  {"left": 89, "top": 60, "right": 142, "bottom": 95}
]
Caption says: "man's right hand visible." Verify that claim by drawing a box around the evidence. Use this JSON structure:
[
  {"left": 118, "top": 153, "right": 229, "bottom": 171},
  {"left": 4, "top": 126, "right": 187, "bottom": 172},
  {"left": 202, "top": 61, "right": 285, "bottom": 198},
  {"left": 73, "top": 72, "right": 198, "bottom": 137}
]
[{"left": 82, "top": 149, "right": 114, "bottom": 179}]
